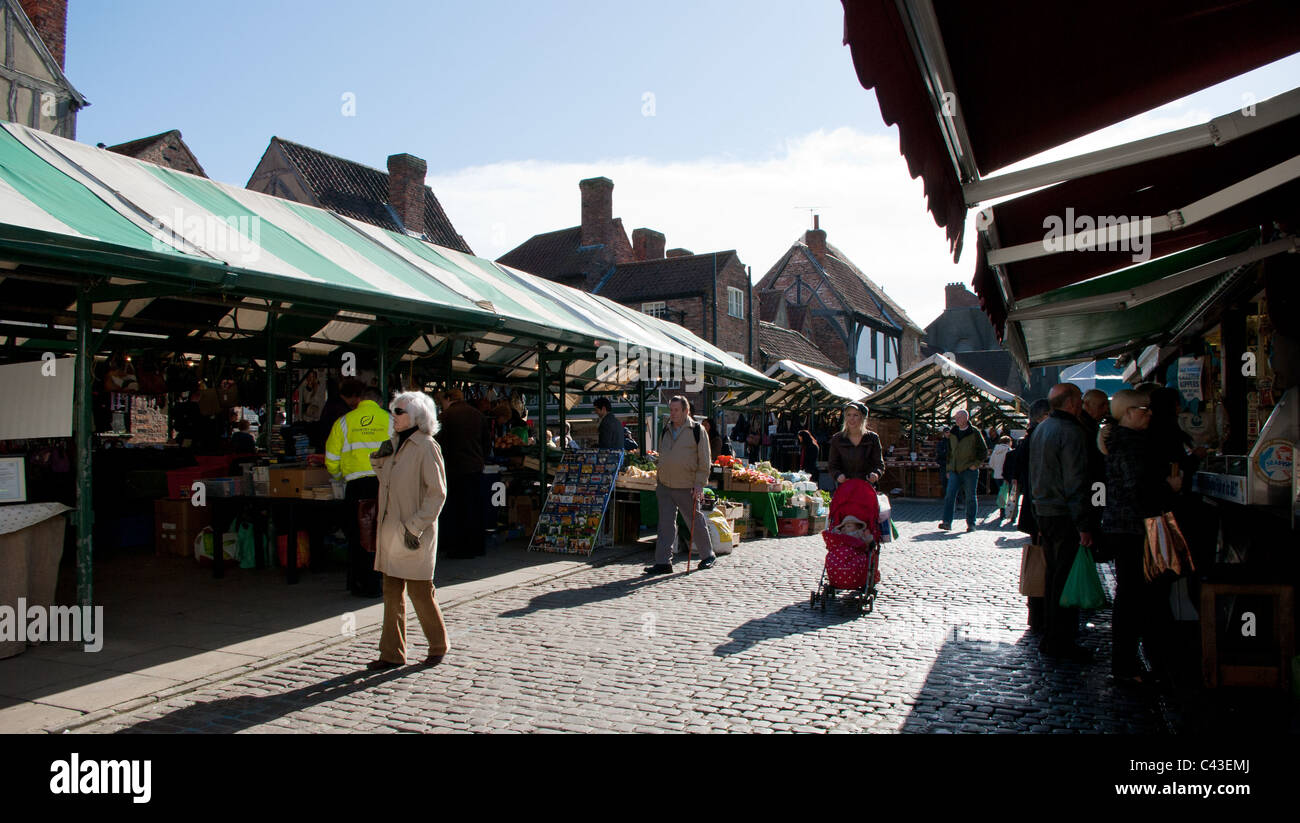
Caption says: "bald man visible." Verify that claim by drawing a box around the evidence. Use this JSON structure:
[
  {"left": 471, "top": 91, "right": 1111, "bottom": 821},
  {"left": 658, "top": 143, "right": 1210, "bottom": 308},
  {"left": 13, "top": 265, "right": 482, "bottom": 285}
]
[{"left": 1029, "top": 383, "right": 1096, "bottom": 661}]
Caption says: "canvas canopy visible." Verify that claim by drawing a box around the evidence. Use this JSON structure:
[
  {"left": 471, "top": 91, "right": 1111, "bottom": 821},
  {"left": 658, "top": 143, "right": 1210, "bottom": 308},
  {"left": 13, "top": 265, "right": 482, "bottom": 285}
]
[
  {"left": 720, "top": 358, "right": 869, "bottom": 412},
  {"left": 0, "top": 122, "right": 776, "bottom": 392},
  {"left": 865, "top": 353, "right": 1026, "bottom": 430}
]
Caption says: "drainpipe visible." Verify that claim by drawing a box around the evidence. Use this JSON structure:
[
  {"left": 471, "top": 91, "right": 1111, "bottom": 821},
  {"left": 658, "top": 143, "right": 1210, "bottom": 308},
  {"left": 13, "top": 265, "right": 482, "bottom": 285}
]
[
  {"left": 711, "top": 252, "right": 718, "bottom": 345},
  {"left": 746, "top": 265, "right": 753, "bottom": 364}
]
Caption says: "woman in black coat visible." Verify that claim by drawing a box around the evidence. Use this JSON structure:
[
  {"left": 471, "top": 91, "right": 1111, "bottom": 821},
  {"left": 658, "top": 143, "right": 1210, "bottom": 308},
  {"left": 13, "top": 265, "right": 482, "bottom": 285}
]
[{"left": 796, "top": 430, "right": 820, "bottom": 480}]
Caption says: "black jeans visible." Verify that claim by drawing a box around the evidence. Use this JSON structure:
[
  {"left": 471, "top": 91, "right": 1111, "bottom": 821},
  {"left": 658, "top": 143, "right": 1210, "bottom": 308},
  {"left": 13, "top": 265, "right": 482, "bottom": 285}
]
[
  {"left": 345, "top": 476, "right": 382, "bottom": 597},
  {"left": 439, "top": 472, "right": 486, "bottom": 558},
  {"left": 1037, "top": 514, "right": 1081, "bottom": 653},
  {"left": 1109, "top": 532, "right": 1147, "bottom": 676}
]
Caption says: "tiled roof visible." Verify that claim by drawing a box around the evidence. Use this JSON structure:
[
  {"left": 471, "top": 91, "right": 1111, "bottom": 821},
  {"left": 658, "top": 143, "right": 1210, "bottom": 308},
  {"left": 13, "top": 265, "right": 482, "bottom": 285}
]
[
  {"left": 758, "top": 321, "right": 841, "bottom": 373},
  {"left": 822, "top": 241, "right": 923, "bottom": 333},
  {"left": 107, "top": 130, "right": 207, "bottom": 178},
  {"left": 496, "top": 225, "right": 601, "bottom": 281},
  {"left": 270, "top": 138, "right": 471, "bottom": 253},
  {"left": 595, "top": 251, "right": 738, "bottom": 302}
]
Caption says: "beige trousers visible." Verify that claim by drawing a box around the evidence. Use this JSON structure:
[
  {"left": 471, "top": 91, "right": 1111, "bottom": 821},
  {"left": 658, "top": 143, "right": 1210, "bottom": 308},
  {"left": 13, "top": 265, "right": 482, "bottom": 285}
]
[{"left": 377, "top": 575, "right": 449, "bottom": 663}]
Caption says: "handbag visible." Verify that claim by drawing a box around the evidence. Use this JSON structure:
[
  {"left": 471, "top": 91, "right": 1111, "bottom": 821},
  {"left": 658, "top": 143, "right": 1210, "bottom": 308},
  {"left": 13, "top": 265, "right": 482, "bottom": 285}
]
[
  {"left": 1060, "top": 544, "right": 1107, "bottom": 609},
  {"left": 358, "top": 499, "right": 378, "bottom": 553},
  {"left": 1018, "top": 543, "right": 1046, "bottom": 597},
  {"left": 746, "top": 433, "right": 761, "bottom": 447},
  {"left": 1142, "top": 511, "right": 1193, "bottom": 582}
]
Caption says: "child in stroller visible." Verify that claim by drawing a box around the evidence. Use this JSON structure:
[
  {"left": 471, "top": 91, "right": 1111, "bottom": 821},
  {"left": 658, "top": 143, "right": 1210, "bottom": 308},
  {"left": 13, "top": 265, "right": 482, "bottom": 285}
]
[{"left": 811, "top": 478, "right": 883, "bottom": 614}]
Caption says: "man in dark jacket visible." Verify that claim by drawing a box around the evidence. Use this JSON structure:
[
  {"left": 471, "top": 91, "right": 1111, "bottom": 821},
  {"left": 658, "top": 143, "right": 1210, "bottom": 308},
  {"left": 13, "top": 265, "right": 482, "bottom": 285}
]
[
  {"left": 939, "top": 409, "right": 988, "bottom": 532},
  {"left": 1078, "top": 388, "right": 1110, "bottom": 560},
  {"left": 594, "top": 397, "right": 624, "bottom": 450},
  {"left": 1029, "top": 383, "right": 1096, "bottom": 661},
  {"left": 1014, "top": 399, "right": 1051, "bottom": 631},
  {"left": 436, "top": 389, "right": 488, "bottom": 558}
]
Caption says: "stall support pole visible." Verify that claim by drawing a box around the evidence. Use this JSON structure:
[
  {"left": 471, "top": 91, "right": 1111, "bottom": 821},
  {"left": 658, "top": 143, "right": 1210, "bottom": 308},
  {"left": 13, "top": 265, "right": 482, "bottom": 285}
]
[
  {"left": 557, "top": 359, "right": 566, "bottom": 447},
  {"left": 377, "top": 327, "right": 389, "bottom": 401},
  {"left": 74, "top": 286, "right": 95, "bottom": 609},
  {"left": 537, "top": 345, "right": 548, "bottom": 486},
  {"left": 910, "top": 391, "right": 917, "bottom": 454},
  {"left": 263, "top": 309, "right": 277, "bottom": 451},
  {"left": 638, "top": 380, "right": 647, "bottom": 458}
]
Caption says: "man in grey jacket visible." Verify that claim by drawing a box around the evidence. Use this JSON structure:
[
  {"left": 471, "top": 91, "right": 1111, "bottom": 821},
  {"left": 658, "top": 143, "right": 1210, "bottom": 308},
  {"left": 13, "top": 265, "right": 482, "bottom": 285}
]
[
  {"left": 645, "top": 396, "right": 716, "bottom": 576},
  {"left": 1029, "top": 383, "right": 1096, "bottom": 661}
]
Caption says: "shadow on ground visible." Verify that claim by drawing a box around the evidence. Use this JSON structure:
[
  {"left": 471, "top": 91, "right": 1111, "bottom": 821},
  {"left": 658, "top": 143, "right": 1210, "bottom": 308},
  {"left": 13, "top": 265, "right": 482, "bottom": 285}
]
[
  {"left": 111, "top": 664, "right": 415, "bottom": 734},
  {"left": 713, "top": 597, "right": 866, "bottom": 657}
]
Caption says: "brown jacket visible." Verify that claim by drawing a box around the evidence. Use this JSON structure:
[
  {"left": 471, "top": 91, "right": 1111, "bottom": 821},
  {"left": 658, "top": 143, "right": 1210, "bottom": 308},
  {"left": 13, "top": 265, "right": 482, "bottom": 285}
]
[
  {"left": 827, "top": 430, "right": 885, "bottom": 483},
  {"left": 436, "top": 400, "right": 486, "bottom": 475},
  {"left": 657, "top": 420, "right": 712, "bottom": 489},
  {"left": 370, "top": 430, "right": 447, "bottom": 581}
]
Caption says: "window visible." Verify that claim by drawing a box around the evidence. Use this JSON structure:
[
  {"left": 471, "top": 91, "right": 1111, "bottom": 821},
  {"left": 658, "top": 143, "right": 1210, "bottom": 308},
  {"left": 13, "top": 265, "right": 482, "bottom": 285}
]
[
  {"left": 870, "top": 332, "right": 878, "bottom": 360},
  {"left": 727, "top": 287, "right": 745, "bottom": 319},
  {"left": 641, "top": 301, "right": 667, "bottom": 319},
  {"left": 885, "top": 337, "right": 892, "bottom": 364}
]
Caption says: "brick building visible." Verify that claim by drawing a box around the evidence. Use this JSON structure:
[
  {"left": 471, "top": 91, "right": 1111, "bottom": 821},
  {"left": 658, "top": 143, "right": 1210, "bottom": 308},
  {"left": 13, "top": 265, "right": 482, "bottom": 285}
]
[
  {"left": 104, "top": 130, "right": 207, "bottom": 177},
  {"left": 924, "top": 282, "right": 1060, "bottom": 401},
  {"left": 245, "top": 137, "right": 472, "bottom": 252},
  {"left": 755, "top": 218, "right": 923, "bottom": 389},
  {"left": 497, "top": 177, "right": 759, "bottom": 409},
  {"left": 3, "top": 0, "right": 86, "bottom": 137}
]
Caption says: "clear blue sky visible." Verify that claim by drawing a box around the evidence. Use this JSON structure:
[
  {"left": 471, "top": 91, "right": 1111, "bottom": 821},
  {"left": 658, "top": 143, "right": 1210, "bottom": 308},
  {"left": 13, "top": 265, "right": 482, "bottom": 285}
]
[{"left": 69, "top": 0, "right": 879, "bottom": 184}]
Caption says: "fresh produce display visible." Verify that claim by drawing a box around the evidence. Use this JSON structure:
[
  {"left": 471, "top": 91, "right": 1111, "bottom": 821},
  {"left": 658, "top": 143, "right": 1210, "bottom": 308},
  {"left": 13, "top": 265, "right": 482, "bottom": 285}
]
[
  {"left": 625, "top": 454, "right": 658, "bottom": 472},
  {"left": 714, "top": 455, "right": 741, "bottom": 467},
  {"left": 728, "top": 466, "right": 779, "bottom": 487},
  {"left": 494, "top": 432, "right": 525, "bottom": 449},
  {"left": 620, "top": 465, "right": 656, "bottom": 480}
]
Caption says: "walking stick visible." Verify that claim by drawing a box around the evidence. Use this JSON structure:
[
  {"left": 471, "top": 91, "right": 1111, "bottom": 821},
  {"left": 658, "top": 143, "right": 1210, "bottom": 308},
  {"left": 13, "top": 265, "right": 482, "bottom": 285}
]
[{"left": 686, "top": 490, "right": 698, "bottom": 573}]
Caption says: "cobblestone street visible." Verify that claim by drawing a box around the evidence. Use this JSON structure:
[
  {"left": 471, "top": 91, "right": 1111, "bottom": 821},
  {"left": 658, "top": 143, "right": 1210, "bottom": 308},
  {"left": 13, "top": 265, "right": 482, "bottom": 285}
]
[{"left": 76, "top": 500, "right": 1168, "bottom": 734}]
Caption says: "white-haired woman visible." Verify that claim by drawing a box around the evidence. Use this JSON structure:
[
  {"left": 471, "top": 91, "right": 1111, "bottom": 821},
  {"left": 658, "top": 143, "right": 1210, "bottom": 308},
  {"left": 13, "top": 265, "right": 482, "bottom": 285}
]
[{"left": 366, "top": 391, "right": 450, "bottom": 670}]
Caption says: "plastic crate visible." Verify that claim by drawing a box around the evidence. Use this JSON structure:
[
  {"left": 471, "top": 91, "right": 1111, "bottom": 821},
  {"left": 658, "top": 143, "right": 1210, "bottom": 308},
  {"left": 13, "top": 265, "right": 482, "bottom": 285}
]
[{"left": 777, "top": 517, "right": 810, "bottom": 537}]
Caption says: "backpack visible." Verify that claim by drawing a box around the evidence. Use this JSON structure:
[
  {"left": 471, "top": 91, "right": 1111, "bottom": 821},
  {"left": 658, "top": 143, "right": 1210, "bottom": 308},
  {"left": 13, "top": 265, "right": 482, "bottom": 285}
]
[{"left": 662, "top": 421, "right": 702, "bottom": 446}]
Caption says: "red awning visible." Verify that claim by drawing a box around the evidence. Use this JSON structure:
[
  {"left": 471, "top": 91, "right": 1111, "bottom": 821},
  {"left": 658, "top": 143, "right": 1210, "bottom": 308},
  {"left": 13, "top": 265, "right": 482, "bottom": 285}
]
[
  {"left": 843, "top": 0, "right": 1300, "bottom": 261},
  {"left": 974, "top": 113, "right": 1300, "bottom": 334}
]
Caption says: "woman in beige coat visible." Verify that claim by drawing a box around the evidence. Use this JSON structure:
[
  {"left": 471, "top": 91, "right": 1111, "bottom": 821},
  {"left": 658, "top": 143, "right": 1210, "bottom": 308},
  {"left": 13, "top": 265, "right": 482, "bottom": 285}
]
[{"left": 366, "top": 390, "right": 450, "bottom": 670}]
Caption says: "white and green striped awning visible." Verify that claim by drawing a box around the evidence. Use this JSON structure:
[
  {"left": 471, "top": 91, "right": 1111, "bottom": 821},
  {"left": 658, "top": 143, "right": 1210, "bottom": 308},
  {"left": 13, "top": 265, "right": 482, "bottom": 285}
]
[{"left": 0, "top": 122, "right": 776, "bottom": 391}]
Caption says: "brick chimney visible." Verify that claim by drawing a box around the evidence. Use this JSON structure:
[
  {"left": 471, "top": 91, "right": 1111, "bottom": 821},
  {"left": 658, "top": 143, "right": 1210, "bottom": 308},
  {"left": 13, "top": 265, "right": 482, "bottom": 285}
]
[
  {"left": 20, "top": 0, "right": 67, "bottom": 69},
  {"left": 944, "top": 282, "right": 981, "bottom": 309},
  {"left": 387, "top": 153, "right": 427, "bottom": 235},
  {"left": 804, "top": 221, "right": 828, "bottom": 265},
  {"left": 632, "top": 228, "right": 665, "bottom": 261},
  {"left": 665, "top": 248, "right": 694, "bottom": 259},
  {"left": 579, "top": 177, "right": 614, "bottom": 248}
]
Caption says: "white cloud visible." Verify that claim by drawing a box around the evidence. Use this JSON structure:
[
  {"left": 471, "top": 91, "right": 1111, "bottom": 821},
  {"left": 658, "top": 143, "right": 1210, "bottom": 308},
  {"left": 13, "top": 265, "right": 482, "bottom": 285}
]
[{"left": 429, "top": 127, "right": 967, "bottom": 331}]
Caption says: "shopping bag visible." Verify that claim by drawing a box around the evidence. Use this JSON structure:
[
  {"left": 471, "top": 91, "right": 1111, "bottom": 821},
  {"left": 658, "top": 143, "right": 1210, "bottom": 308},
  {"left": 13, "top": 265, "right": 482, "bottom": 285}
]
[
  {"left": 357, "top": 499, "right": 378, "bottom": 553},
  {"left": 193, "top": 527, "right": 238, "bottom": 563},
  {"left": 275, "top": 530, "right": 310, "bottom": 568},
  {"left": 1143, "top": 512, "right": 1194, "bottom": 582},
  {"left": 1018, "top": 543, "right": 1045, "bottom": 597},
  {"left": 1060, "top": 544, "right": 1107, "bottom": 609},
  {"left": 236, "top": 520, "right": 257, "bottom": 569},
  {"left": 996, "top": 482, "right": 1010, "bottom": 510}
]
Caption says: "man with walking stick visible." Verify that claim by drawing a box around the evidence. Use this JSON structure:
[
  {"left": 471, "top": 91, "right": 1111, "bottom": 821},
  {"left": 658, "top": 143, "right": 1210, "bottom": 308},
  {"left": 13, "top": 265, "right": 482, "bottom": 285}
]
[{"left": 644, "top": 395, "right": 717, "bottom": 575}]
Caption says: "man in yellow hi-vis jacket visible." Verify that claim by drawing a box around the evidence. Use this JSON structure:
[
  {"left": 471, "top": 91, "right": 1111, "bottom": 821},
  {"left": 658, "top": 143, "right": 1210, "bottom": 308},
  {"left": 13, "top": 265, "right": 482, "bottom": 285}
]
[{"left": 327, "top": 379, "right": 390, "bottom": 597}]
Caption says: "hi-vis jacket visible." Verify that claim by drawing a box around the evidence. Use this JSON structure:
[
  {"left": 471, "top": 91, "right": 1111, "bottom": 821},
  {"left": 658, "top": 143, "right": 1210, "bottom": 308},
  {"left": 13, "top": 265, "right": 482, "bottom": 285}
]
[{"left": 325, "top": 400, "right": 391, "bottom": 482}]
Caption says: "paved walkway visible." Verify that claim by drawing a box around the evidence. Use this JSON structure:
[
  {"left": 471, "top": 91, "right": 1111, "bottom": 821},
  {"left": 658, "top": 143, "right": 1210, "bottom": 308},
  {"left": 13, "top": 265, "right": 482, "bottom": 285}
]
[
  {"left": 0, "top": 536, "right": 642, "bottom": 733},
  {"left": 64, "top": 500, "right": 1169, "bottom": 734}
]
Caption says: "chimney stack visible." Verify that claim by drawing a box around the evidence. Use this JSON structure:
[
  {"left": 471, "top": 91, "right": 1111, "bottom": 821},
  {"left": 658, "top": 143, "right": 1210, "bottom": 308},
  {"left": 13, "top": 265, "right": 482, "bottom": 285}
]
[
  {"left": 579, "top": 177, "right": 614, "bottom": 247},
  {"left": 813, "top": 213, "right": 820, "bottom": 231},
  {"left": 944, "top": 282, "right": 980, "bottom": 309},
  {"left": 632, "top": 228, "right": 666, "bottom": 261},
  {"left": 20, "top": 0, "right": 67, "bottom": 69},
  {"left": 804, "top": 224, "right": 828, "bottom": 265},
  {"left": 665, "top": 248, "right": 694, "bottom": 259},
  {"left": 387, "top": 153, "right": 427, "bottom": 235}
]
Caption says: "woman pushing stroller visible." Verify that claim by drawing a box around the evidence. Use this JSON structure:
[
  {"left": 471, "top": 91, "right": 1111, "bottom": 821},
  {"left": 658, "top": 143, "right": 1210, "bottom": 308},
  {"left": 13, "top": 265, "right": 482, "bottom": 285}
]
[{"left": 827, "top": 401, "right": 885, "bottom": 488}]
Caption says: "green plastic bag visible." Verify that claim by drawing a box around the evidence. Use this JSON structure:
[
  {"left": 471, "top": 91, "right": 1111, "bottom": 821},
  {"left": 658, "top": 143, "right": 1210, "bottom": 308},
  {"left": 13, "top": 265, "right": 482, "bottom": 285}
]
[
  {"left": 996, "top": 482, "right": 1010, "bottom": 509},
  {"left": 237, "top": 520, "right": 257, "bottom": 569},
  {"left": 1060, "top": 544, "right": 1107, "bottom": 609}
]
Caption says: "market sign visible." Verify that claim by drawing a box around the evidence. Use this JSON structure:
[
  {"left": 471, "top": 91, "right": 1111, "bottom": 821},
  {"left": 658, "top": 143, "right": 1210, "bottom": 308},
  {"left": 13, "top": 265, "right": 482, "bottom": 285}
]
[
  {"left": 1253, "top": 439, "right": 1293, "bottom": 485},
  {"left": 1192, "top": 471, "right": 1248, "bottom": 505}
]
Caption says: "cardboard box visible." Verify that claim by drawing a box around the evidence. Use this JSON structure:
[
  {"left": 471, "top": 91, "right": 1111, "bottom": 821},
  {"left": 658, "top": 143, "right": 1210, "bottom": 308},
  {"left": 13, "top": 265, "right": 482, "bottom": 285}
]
[
  {"left": 269, "top": 466, "right": 331, "bottom": 498},
  {"left": 154, "top": 498, "right": 211, "bottom": 557}
]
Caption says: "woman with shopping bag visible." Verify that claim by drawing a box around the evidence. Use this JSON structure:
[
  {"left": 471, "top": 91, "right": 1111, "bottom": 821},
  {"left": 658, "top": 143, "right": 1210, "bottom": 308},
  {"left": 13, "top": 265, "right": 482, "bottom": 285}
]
[
  {"left": 1102, "top": 389, "right": 1181, "bottom": 684},
  {"left": 365, "top": 391, "right": 450, "bottom": 670}
]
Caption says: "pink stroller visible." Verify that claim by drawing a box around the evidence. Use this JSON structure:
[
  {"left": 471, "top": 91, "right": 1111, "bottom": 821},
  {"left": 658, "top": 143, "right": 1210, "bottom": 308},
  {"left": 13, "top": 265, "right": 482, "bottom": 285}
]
[{"left": 810, "top": 479, "right": 882, "bottom": 614}]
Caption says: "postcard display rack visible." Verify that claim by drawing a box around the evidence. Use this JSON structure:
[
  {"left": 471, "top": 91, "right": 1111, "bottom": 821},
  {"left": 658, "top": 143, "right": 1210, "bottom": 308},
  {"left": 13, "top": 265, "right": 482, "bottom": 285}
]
[{"left": 529, "top": 449, "right": 623, "bottom": 555}]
